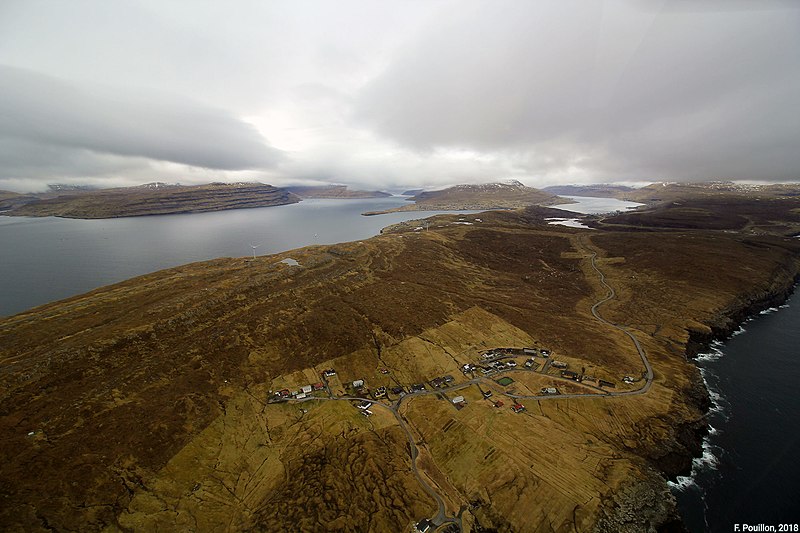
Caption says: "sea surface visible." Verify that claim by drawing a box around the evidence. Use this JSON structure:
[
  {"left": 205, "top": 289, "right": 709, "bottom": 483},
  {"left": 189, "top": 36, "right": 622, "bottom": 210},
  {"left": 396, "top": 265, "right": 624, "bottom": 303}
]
[{"left": 670, "top": 293, "right": 800, "bottom": 531}]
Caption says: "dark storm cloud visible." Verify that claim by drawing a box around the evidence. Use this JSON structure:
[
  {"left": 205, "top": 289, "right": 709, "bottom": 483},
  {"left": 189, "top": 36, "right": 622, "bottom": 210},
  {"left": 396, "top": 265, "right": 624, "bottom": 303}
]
[
  {"left": 0, "top": 65, "right": 282, "bottom": 181},
  {"left": 354, "top": 0, "right": 800, "bottom": 181}
]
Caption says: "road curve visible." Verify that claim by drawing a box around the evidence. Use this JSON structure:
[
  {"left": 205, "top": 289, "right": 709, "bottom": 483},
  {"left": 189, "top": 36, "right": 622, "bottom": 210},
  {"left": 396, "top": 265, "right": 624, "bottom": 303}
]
[{"left": 293, "top": 236, "right": 655, "bottom": 531}]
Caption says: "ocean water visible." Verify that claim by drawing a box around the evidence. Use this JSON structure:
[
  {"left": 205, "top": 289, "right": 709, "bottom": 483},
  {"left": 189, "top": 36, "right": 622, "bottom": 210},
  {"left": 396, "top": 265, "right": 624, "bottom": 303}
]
[{"left": 670, "top": 294, "right": 800, "bottom": 531}]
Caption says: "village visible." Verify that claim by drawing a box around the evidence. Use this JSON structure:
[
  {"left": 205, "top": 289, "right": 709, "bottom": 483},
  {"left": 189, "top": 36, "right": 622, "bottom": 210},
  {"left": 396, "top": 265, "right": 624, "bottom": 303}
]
[
  {"left": 262, "top": 343, "right": 646, "bottom": 532},
  {"left": 267, "top": 345, "right": 643, "bottom": 418}
]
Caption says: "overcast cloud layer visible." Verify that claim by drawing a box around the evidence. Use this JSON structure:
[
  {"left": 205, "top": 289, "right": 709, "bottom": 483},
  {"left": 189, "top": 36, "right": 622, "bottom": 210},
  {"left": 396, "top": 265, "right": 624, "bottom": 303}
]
[{"left": 0, "top": 0, "right": 798, "bottom": 192}]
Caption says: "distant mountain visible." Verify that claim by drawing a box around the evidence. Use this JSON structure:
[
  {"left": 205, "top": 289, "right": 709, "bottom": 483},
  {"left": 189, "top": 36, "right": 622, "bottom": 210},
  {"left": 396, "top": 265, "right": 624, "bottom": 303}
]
[
  {"left": 542, "top": 184, "right": 636, "bottom": 198},
  {"left": 623, "top": 181, "right": 800, "bottom": 204},
  {"left": 47, "top": 184, "right": 99, "bottom": 192},
  {"left": 401, "top": 189, "right": 424, "bottom": 196},
  {"left": 364, "top": 180, "right": 565, "bottom": 215},
  {"left": 286, "top": 185, "right": 392, "bottom": 199},
  {"left": 410, "top": 180, "right": 563, "bottom": 207},
  {"left": 0, "top": 190, "right": 39, "bottom": 211},
  {"left": 5, "top": 182, "right": 300, "bottom": 219}
]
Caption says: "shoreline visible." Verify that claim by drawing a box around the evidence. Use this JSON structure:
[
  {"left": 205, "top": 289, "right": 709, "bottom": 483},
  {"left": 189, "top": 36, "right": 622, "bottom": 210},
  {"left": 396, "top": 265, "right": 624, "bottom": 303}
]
[
  {"left": 668, "top": 273, "right": 799, "bottom": 477},
  {"left": 2, "top": 213, "right": 799, "bottom": 531}
]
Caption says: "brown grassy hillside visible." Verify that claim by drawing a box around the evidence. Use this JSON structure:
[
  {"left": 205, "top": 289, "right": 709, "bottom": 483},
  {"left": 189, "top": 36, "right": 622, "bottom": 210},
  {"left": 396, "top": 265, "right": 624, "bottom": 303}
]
[
  {"left": 1, "top": 204, "right": 799, "bottom": 531},
  {"left": 5, "top": 182, "right": 300, "bottom": 218}
]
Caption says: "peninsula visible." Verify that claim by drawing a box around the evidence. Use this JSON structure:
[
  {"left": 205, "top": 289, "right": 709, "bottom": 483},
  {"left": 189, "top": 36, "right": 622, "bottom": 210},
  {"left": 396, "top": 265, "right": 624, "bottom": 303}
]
[
  {"left": 1, "top": 182, "right": 300, "bottom": 219},
  {"left": 2, "top": 190, "right": 799, "bottom": 531},
  {"left": 363, "top": 180, "right": 565, "bottom": 215}
]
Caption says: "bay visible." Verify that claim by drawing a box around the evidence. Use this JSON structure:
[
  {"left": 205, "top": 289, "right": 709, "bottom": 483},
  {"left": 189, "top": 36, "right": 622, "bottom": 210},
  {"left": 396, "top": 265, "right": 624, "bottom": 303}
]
[{"left": 0, "top": 197, "right": 464, "bottom": 317}]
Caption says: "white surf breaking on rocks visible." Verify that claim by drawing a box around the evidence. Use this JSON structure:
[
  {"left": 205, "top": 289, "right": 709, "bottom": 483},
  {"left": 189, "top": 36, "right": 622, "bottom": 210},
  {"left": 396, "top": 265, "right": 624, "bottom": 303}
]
[{"left": 669, "top": 303, "right": 791, "bottom": 493}]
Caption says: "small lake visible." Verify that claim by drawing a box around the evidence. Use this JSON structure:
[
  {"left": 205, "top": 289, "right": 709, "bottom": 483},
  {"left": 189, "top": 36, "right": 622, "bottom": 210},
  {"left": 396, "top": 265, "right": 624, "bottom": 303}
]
[
  {"left": 553, "top": 195, "right": 644, "bottom": 214},
  {"left": 548, "top": 195, "right": 643, "bottom": 228}
]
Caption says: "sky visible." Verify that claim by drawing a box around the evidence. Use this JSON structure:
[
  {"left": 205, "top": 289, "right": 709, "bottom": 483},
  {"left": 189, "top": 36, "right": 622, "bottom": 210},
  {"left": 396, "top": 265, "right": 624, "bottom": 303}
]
[{"left": 0, "top": 0, "right": 798, "bottom": 193}]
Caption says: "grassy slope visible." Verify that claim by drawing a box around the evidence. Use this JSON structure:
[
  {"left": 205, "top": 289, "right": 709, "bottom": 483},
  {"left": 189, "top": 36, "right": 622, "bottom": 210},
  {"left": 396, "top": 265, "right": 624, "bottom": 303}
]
[
  {"left": 1, "top": 204, "right": 799, "bottom": 531},
  {"left": 6, "top": 183, "right": 300, "bottom": 218}
]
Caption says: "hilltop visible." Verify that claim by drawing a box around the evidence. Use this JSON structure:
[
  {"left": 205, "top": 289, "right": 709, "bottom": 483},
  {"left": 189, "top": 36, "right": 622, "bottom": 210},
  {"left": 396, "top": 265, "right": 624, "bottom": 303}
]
[
  {"left": 2, "top": 194, "right": 800, "bottom": 531},
  {"left": 286, "top": 185, "right": 392, "bottom": 199},
  {"left": 364, "top": 180, "right": 565, "bottom": 215},
  {"left": 542, "top": 184, "right": 637, "bottom": 198},
  {"left": 3, "top": 182, "right": 300, "bottom": 219},
  {"left": 621, "top": 181, "right": 800, "bottom": 204}
]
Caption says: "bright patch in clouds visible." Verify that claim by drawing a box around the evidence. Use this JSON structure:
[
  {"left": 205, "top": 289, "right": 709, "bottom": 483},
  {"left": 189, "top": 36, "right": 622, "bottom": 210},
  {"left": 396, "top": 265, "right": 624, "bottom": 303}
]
[{"left": 0, "top": 0, "right": 798, "bottom": 192}]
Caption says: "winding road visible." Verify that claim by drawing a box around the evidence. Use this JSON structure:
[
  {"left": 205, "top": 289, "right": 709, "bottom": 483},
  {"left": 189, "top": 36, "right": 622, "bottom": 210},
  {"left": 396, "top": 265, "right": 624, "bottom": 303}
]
[{"left": 297, "top": 236, "right": 655, "bottom": 532}]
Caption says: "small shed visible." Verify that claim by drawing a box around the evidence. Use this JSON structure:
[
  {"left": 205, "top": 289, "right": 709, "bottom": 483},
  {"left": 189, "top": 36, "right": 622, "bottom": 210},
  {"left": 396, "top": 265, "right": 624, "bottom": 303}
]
[
  {"left": 452, "top": 396, "right": 465, "bottom": 404},
  {"left": 352, "top": 379, "right": 365, "bottom": 388}
]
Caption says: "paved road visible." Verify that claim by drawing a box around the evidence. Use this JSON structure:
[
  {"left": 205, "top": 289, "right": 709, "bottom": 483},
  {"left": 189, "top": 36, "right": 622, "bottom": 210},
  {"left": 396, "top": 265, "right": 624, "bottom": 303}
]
[{"left": 294, "top": 235, "right": 654, "bottom": 531}]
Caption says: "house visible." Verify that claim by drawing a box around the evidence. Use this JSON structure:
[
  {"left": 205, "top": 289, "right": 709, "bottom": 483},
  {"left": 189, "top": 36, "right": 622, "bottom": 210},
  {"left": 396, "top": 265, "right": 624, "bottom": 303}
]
[
  {"left": 390, "top": 386, "right": 405, "bottom": 395},
  {"left": 322, "top": 369, "right": 336, "bottom": 378},
  {"left": 512, "top": 403, "right": 525, "bottom": 413},
  {"left": 551, "top": 361, "right": 567, "bottom": 369},
  {"left": 444, "top": 375, "right": 455, "bottom": 383},
  {"left": 352, "top": 379, "right": 365, "bottom": 388},
  {"left": 540, "top": 349, "right": 551, "bottom": 356},
  {"left": 599, "top": 379, "right": 616, "bottom": 388},
  {"left": 524, "top": 359, "right": 534, "bottom": 368},
  {"left": 411, "top": 383, "right": 426, "bottom": 392},
  {"left": 452, "top": 396, "right": 465, "bottom": 405},
  {"left": 374, "top": 386, "right": 387, "bottom": 399},
  {"left": 357, "top": 401, "right": 372, "bottom": 410},
  {"left": 622, "top": 376, "right": 635, "bottom": 384},
  {"left": 462, "top": 364, "right": 473, "bottom": 374},
  {"left": 482, "top": 390, "right": 493, "bottom": 399},
  {"left": 380, "top": 368, "right": 390, "bottom": 374},
  {"left": 541, "top": 387, "right": 558, "bottom": 395},
  {"left": 362, "top": 409, "right": 372, "bottom": 417},
  {"left": 523, "top": 347, "right": 537, "bottom": 355},
  {"left": 561, "top": 370, "right": 578, "bottom": 380},
  {"left": 493, "top": 400, "right": 504, "bottom": 408},
  {"left": 278, "top": 389, "right": 290, "bottom": 398},
  {"left": 312, "top": 382, "right": 325, "bottom": 391},
  {"left": 296, "top": 392, "right": 307, "bottom": 400},
  {"left": 506, "top": 360, "right": 517, "bottom": 367},
  {"left": 415, "top": 519, "right": 433, "bottom": 533},
  {"left": 301, "top": 385, "right": 313, "bottom": 394},
  {"left": 431, "top": 377, "right": 447, "bottom": 388}
]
